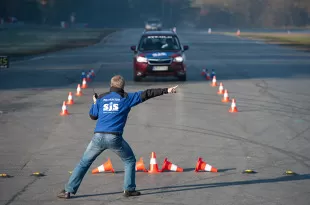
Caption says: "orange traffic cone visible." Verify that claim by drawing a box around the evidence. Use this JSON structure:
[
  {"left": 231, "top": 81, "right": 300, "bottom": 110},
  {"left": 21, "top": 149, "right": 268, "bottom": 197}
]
[
  {"left": 66, "top": 92, "right": 74, "bottom": 105},
  {"left": 211, "top": 76, "right": 217, "bottom": 87},
  {"left": 136, "top": 157, "right": 148, "bottom": 172},
  {"left": 217, "top": 82, "right": 224, "bottom": 94},
  {"left": 222, "top": 89, "right": 230, "bottom": 102},
  {"left": 60, "top": 101, "right": 69, "bottom": 116},
  {"left": 148, "top": 152, "right": 161, "bottom": 173},
  {"left": 161, "top": 158, "right": 183, "bottom": 172},
  {"left": 206, "top": 71, "right": 211, "bottom": 80},
  {"left": 195, "top": 157, "right": 218, "bottom": 172},
  {"left": 92, "top": 158, "right": 115, "bottom": 174},
  {"left": 75, "top": 84, "right": 83, "bottom": 96},
  {"left": 81, "top": 78, "right": 87, "bottom": 89},
  {"left": 229, "top": 98, "right": 238, "bottom": 113}
]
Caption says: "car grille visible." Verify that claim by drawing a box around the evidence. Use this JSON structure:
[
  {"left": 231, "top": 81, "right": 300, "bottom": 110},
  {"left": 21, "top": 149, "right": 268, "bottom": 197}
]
[{"left": 148, "top": 58, "right": 172, "bottom": 65}]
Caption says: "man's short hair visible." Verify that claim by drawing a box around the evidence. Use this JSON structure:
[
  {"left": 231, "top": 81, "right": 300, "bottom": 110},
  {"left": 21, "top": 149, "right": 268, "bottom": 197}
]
[{"left": 111, "top": 75, "right": 125, "bottom": 89}]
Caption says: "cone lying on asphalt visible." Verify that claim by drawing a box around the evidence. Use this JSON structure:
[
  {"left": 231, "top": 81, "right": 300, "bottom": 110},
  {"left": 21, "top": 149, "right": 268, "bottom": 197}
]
[
  {"left": 92, "top": 158, "right": 115, "bottom": 174},
  {"left": 195, "top": 157, "right": 218, "bottom": 172},
  {"left": 161, "top": 158, "right": 183, "bottom": 172}
]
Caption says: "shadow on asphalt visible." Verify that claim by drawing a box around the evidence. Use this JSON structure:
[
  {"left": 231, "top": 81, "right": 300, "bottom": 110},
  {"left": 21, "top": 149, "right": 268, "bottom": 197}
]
[{"left": 73, "top": 174, "right": 310, "bottom": 198}]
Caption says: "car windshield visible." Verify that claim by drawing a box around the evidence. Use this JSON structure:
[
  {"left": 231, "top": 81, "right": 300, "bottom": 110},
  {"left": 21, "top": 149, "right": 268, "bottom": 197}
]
[
  {"left": 147, "top": 20, "right": 160, "bottom": 24},
  {"left": 138, "top": 35, "right": 181, "bottom": 51}
]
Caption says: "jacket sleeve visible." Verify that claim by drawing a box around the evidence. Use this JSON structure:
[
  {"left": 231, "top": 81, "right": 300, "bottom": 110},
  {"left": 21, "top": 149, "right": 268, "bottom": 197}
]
[
  {"left": 140, "top": 88, "right": 168, "bottom": 102},
  {"left": 127, "top": 88, "right": 168, "bottom": 108},
  {"left": 89, "top": 100, "right": 100, "bottom": 120}
]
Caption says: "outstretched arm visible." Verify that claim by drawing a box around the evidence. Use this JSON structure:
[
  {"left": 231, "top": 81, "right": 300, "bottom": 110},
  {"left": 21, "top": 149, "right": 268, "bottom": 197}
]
[
  {"left": 128, "top": 85, "right": 178, "bottom": 107},
  {"left": 140, "top": 88, "right": 168, "bottom": 102}
]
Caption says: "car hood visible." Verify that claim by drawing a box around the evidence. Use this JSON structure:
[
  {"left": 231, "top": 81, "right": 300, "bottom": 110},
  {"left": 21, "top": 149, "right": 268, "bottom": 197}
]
[{"left": 142, "top": 51, "right": 181, "bottom": 59}]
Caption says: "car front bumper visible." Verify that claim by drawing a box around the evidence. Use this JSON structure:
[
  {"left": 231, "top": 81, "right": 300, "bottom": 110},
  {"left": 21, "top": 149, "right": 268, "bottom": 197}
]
[{"left": 134, "top": 62, "right": 186, "bottom": 77}]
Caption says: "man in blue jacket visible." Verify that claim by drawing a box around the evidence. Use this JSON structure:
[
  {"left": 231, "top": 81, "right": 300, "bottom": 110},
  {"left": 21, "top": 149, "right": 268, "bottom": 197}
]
[{"left": 58, "top": 75, "right": 178, "bottom": 199}]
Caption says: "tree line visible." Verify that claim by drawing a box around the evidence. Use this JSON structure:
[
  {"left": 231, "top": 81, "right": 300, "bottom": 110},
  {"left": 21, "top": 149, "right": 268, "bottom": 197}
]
[
  {"left": 1, "top": 0, "right": 309, "bottom": 28},
  {"left": 192, "top": 0, "right": 310, "bottom": 28}
]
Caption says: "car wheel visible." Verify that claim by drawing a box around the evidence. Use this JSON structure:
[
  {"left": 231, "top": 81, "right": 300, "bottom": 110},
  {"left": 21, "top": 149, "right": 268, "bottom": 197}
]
[{"left": 178, "top": 75, "right": 187, "bottom": 81}]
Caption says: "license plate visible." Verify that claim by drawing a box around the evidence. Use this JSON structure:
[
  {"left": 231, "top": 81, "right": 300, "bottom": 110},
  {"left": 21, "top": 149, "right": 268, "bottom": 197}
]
[{"left": 153, "top": 66, "right": 168, "bottom": 71}]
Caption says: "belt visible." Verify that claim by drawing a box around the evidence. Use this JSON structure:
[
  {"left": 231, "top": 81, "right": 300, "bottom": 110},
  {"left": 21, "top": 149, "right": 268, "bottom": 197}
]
[{"left": 94, "top": 131, "right": 122, "bottom": 136}]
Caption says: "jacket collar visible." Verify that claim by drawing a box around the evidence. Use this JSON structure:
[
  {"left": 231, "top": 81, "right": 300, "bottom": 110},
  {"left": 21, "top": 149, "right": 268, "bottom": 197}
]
[{"left": 110, "top": 86, "right": 124, "bottom": 94}]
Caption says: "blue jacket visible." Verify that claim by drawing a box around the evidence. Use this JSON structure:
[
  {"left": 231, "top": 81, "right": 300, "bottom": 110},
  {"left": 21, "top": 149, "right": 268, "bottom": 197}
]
[{"left": 89, "top": 87, "right": 168, "bottom": 135}]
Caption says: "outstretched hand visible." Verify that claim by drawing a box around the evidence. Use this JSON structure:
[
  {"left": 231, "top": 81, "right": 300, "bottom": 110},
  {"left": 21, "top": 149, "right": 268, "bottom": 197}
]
[{"left": 168, "top": 85, "right": 178, "bottom": 93}]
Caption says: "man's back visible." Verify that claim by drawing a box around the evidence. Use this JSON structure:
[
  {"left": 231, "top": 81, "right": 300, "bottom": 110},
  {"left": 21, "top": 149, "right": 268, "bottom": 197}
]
[{"left": 89, "top": 87, "right": 143, "bottom": 134}]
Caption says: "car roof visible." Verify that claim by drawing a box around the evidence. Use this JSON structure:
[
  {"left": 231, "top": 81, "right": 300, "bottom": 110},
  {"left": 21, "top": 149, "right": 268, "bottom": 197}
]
[{"left": 142, "top": 30, "right": 176, "bottom": 36}]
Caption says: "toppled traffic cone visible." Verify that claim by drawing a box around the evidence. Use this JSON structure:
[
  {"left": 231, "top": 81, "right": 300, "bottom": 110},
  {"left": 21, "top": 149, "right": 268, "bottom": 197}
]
[
  {"left": 66, "top": 92, "right": 74, "bottom": 105},
  {"left": 217, "top": 82, "right": 224, "bottom": 94},
  {"left": 81, "top": 78, "right": 88, "bottom": 89},
  {"left": 229, "top": 98, "right": 238, "bottom": 112},
  {"left": 136, "top": 157, "right": 148, "bottom": 172},
  {"left": 92, "top": 158, "right": 115, "bottom": 174},
  {"left": 161, "top": 158, "right": 183, "bottom": 172},
  {"left": 60, "top": 101, "right": 69, "bottom": 116},
  {"left": 148, "top": 152, "right": 161, "bottom": 173},
  {"left": 76, "top": 84, "right": 83, "bottom": 96},
  {"left": 222, "top": 89, "right": 230, "bottom": 103},
  {"left": 195, "top": 157, "right": 218, "bottom": 172},
  {"left": 211, "top": 76, "right": 217, "bottom": 87}
]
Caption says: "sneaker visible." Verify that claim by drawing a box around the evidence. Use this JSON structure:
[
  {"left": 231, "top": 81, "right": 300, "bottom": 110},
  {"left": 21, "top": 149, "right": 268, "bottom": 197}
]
[
  {"left": 123, "top": 190, "right": 141, "bottom": 197},
  {"left": 57, "top": 189, "right": 71, "bottom": 199}
]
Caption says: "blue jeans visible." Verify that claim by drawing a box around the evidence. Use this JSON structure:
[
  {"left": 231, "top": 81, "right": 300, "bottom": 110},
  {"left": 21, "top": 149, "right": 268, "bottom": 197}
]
[{"left": 65, "top": 133, "right": 136, "bottom": 194}]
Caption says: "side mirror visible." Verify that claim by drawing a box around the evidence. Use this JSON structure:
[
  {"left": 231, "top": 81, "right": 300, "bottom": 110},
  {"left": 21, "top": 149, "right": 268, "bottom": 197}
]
[
  {"left": 130, "top": 45, "right": 136, "bottom": 51},
  {"left": 183, "top": 45, "right": 189, "bottom": 51}
]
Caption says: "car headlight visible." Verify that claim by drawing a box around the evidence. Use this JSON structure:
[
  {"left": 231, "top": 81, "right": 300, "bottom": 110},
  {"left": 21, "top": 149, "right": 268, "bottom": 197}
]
[
  {"left": 173, "top": 56, "right": 183, "bottom": 62},
  {"left": 137, "top": 56, "right": 147, "bottom": 63}
]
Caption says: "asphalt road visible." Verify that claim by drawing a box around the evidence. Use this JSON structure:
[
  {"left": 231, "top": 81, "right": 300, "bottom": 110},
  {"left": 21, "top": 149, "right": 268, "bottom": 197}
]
[{"left": 1, "top": 29, "right": 310, "bottom": 205}]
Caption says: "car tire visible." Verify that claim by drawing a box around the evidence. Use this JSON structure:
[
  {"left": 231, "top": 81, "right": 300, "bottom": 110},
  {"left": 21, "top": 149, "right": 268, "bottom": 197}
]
[{"left": 178, "top": 75, "right": 187, "bottom": 81}]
